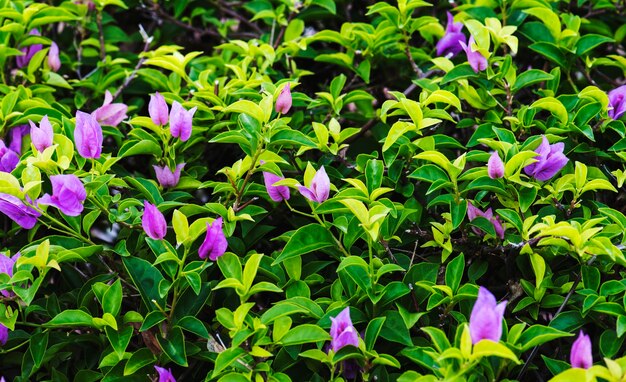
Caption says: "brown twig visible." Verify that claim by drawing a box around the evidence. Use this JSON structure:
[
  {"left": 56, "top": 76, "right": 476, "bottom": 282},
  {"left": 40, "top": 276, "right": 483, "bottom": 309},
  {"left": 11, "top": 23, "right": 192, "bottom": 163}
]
[
  {"left": 113, "top": 25, "right": 153, "bottom": 100},
  {"left": 272, "top": 11, "right": 297, "bottom": 50},
  {"left": 96, "top": 11, "right": 106, "bottom": 61}
]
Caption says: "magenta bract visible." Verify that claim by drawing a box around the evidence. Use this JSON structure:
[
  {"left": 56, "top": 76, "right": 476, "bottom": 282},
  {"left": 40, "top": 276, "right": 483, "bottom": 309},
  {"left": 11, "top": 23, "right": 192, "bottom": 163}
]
[
  {"left": 0, "top": 193, "right": 40, "bottom": 229},
  {"left": 487, "top": 151, "right": 504, "bottom": 179},
  {"left": 16, "top": 29, "right": 42, "bottom": 69},
  {"left": 570, "top": 331, "right": 592, "bottom": 369},
  {"left": 608, "top": 85, "right": 626, "bottom": 120},
  {"left": 169, "top": 101, "right": 197, "bottom": 141},
  {"left": 0, "top": 252, "right": 19, "bottom": 298},
  {"left": 523, "top": 136, "right": 568, "bottom": 181},
  {"left": 149, "top": 92, "right": 169, "bottom": 126},
  {"left": 436, "top": 12, "right": 466, "bottom": 58},
  {"left": 460, "top": 36, "right": 488, "bottom": 73},
  {"left": 276, "top": 83, "right": 292, "bottom": 114},
  {"left": 29, "top": 115, "right": 54, "bottom": 153},
  {"left": 74, "top": 111, "right": 103, "bottom": 159},
  {"left": 330, "top": 307, "right": 359, "bottom": 352},
  {"left": 0, "top": 140, "right": 19, "bottom": 173},
  {"left": 198, "top": 217, "right": 228, "bottom": 261},
  {"left": 154, "top": 163, "right": 185, "bottom": 188},
  {"left": 48, "top": 41, "right": 61, "bottom": 72},
  {"left": 154, "top": 365, "right": 176, "bottom": 382},
  {"left": 297, "top": 166, "right": 330, "bottom": 203},
  {"left": 263, "top": 171, "right": 290, "bottom": 202},
  {"left": 38, "top": 174, "right": 86, "bottom": 217},
  {"left": 93, "top": 90, "right": 128, "bottom": 127},
  {"left": 142, "top": 201, "right": 167, "bottom": 240},
  {"left": 469, "top": 286, "right": 507, "bottom": 344},
  {"left": 467, "top": 202, "right": 505, "bottom": 239}
]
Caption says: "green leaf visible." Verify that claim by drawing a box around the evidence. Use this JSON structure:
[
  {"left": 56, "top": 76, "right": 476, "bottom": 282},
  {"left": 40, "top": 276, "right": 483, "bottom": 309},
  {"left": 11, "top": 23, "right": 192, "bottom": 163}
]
[
  {"left": 364, "top": 317, "right": 386, "bottom": 351},
  {"left": 441, "top": 64, "right": 479, "bottom": 84},
  {"left": 272, "top": 224, "right": 336, "bottom": 265},
  {"left": 517, "top": 325, "right": 573, "bottom": 352},
  {"left": 531, "top": 97, "right": 568, "bottom": 124},
  {"left": 212, "top": 347, "right": 246, "bottom": 376},
  {"left": 281, "top": 324, "right": 331, "bottom": 346},
  {"left": 102, "top": 279, "right": 122, "bottom": 317},
  {"left": 471, "top": 340, "right": 520, "bottom": 363},
  {"left": 29, "top": 331, "right": 48, "bottom": 369},
  {"left": 46, "top": 310, "right": 94, "bottom": 327},
  {"left": 529, "top": 42, "right": 567, "bottom": 67},
  {"left": 124, "top": 348, "right": 155, "bottom": 376},
  {"left": 105, "top": 326, "right": 133, "bottom": 358},
  {"left": 223, "top": 100, "right": 266, "bottom": 124},
  {"left": 157, "top": 326, "right": 187, "bottom": 366},
  {"left": 312, "top": 0, "right": 336, "bottom": 14},
  {"left": 445, "top": 253, "right": 465, "bottom": 293},
  {"left": 576, "top": 34, "right": 614, "bottom": 56},
  {"left": 122, "top": 257, "right": 166, "bottom": 309},
  {"left": 511, "top": 69, "right": 554, "bottom": 93}
]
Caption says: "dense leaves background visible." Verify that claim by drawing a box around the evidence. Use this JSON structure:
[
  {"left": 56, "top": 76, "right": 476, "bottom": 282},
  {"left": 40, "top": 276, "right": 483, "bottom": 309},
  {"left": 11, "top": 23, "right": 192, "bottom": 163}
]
[{"left": 1, "top": 0, "right": 626, "bottom": 381}]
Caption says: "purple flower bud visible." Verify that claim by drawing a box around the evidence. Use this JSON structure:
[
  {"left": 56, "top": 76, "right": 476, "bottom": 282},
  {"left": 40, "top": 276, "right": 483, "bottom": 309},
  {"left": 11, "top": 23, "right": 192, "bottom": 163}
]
[
  {"left": 8, "top": 125, "right": 29, "bottom": 155},
  {"left": 142, "top": 201, "right": 167, "bottom": 240},
  {"left": 297, "top": 166, "right": 330, "bottom": 203},
  {"left": 29, "top": 115, "right": 54, "bottom": 153},
  {"left": 48, "top": 41, "right": 61, "bottom": 72},
  {"left": 487, "top": 151, "right": 504, "bottom": 179},
  {"left": 330, "top": 307, "right": 359, "bottom": 352},
  {"left": 608, "top": 85, "right": 626, "bottom": 120},
  {"left": 467, "top": 202, "right": 505, "bottom": 239},
  {"left": 74, "top": 111, "right": 103, "bottom": 159},
  {"left": 0, "top": 141, "right": 19, "bottom": 173},
  {"left": 153, "top": 163, "right": 185, "bottom": 188},
  {"left": 436, "top": 12, "right": 467, "bottom": 58},
  {"left": 0, "top": 193, "right": 40, "bottom": 229},
  {"left": 38, "top": 174, "right": 86, "bottom": 217},
  {"left": 169, "top": 101, "right": 197, "bottom": 141},
  {"left": 0, "top": 323, "right": 8, "bottom": 346},
  {"left": 16, "top": 29, "right": 42, "bottom": 69},
  {"left": 154, "top": 366, "right": 176, "bottom": 382},
  {"left": 93, "top": 90, "right": 128, "bottom": 127},
  {"left": 0, "top": 252, "right": 19, "bottom": 298},
  {"left": 459, "top": 36, "right": 488, "bottom": 73},
  {"left": 523, "top": 136, "right": 569, "bottom": 181},
  {"left": 263, "top": 171, "right": 290, "bottom": 202},
  {"left": 198, "top": 217, "right": 228, "bottom": 261},
  {"left": 570, "top": 331, "right": 592, "bottom": 369},
  {"left": 469, "top": 287, "right": 507, "bottom": 344},
  {"left": 149, "top": 92, "right": 169, "bottom": 126},
  {"left": 276, "top": 83, "right": 292, "bottom": 114}
]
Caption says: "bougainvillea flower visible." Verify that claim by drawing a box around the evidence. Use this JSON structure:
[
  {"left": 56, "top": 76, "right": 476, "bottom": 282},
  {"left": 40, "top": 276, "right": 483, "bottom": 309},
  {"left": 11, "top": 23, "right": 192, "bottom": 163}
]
[
  {"left": 263, "top": 171, "right": 290, "bottom": 202},
  {"left": 142, "top": 201, "right": 167, "bottom": 240},
  {"left": 169, "top": 101, "right": 197, "bottom": 141},
  {"left": 436, "top": 12, "right": 467, "bottom": 58},
  {"left": 8, "top": 125, "right": 29, "bottom": 155},
  {"left": 298, "top": 166, "right": 330, "bottom": 203},
  {"left": 469, "top": 287, "right": 507, "bottom": 344},
  {"left": 38, "top": 174, "right": 87, "bottom": 217},
  {"left": 198, "top": 217, "right": 228, "bottom": 261},
  {"left": 93, "top": 90, "right": 127, "bottom": 127},
  {"left": 487, "top": 151, "right": 504, "bottom": 179},
  {"left": 29, "top": 115, "right": 54, "bottom": 153},
  {"left": 523, "top": 136, "right": 568, "bottom": 181},
  {"left": 275, "top": 83, "right": 292, "bottom": 114},
  {"left": 459, "top": 36, "right": 488, "bottom": 73},
  {"left": 153, "top": 163, "right": 185, "bottom": 188},
  {"left": 0, "top": 141, "right": 19, "bottom": 173},
  {"left": 0, "top": 252, "right": 19, "bottom": 297},
  {"left": 149, "top": 92, "right": 169, "bottom": 126},
  {"left": 74, "top": 111, "right": 103, "bottom": 159},
  {"left": 0, "top": 323, "right": 8, "bottom": 346},
  {"left": 570, "top": 331, "right": 592, "bottom": 369},
  {"left": 48, "top": 41, "right": 61, "bottom": 72},
  {"left": 467, "top": 202, "right": 505, "bottom": 239},
  {"left": 330, "top": 307, "right": 359, "bottom": 352},
  {"left": 16, "top": 29, "right": 42, "bottom": 68},
  {"left": 608, "top": 85, "right": 626, "bottom": 120},
  {"left": 0, "top": 193, "right": 40, "bottom": 229},
  {"left": 154, "top": 366, "right": 176, "bottom": 382}
]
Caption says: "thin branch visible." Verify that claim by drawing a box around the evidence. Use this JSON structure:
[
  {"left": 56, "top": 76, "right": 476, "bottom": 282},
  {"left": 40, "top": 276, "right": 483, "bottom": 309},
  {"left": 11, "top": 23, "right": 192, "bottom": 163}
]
[{"left": 113, "top": 25, "right": 153, "bottom": 100}]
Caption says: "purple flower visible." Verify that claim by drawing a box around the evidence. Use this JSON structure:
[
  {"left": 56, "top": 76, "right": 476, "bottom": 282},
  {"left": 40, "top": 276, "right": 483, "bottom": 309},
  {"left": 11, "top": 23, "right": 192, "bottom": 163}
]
[
  {"left": 142, "top": 201, "right": 167, "bottom": 240},
  {"left": 153, "top": 163, "right": 184, "bottom": 188},
  {"left": 459, "top": 36, "right": 488, "bottom": 73},
  {"left": 8, "top": 125, "right": 29, "bottom": 155},
  {"left": 570, "top": 331, "right": 592, "bottom": 369},
  {"left": 523, "top": 136, "right": 569, "bottom": 181},
  {"left": 0, "top": 141, "right": 19, "bottom": 173},
  {"left": 487, "top": 151, "right": 504, "bottom": 179},
  {"left": 263, "top": 171, "right": 290, "bottom": 202},
  {"left": 467, "top": 202, "right": 505, "bottom": 239},
  {"left": 276, "top": 83, "right": 292, "bottom": 114},
  {"left": 16, "top": 29, "right": 42, "bottom": 68},
  {"left": 436, "top": 12, "right": 467, "bottom": 58},
  {"left": 92, "top": 90, "right": 127, "bottom": 127},
  {"left": 38, "top": 175, "right": 86, "bottom": 217},
  {"left": 0, "top": 323, "right": 7, "bottom": 346},
  {"left": 74, "top": 111, "right": 103, "bottom": 159},
  {"left": 198, "top": 217, "right": 228, "bottom": 261},
  {"left": 0, "top": 193, "right": 40, "bottom": 229},
  {"left": 149, "top": 92, "right": 169, "bottom": 126},
  {"left": 469, "top": 287, "right": 507, "bottom": 344},
  {"left": 154, "top": 366, "right": 176, "bottom": 382},
  {"left": 330, "top": 307, "right": 359, "bottom": 352},
  {"left": 48, "top": 41, "right": 61, "bottom": 72},
  {"left": 608, "top": 85, "right": 626, "bottom": 120},
  {"left": 29, "top": 115, "right": 54, "bottom": 153},
  {"left": 297, "top": 166, "right": 330, "bottom": 203},
  {"left": 169, "top": 101, "right": 197, "bottom": 141},
  {"left": 0, "top": 252, "right": 19, "bottom": 298}
]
